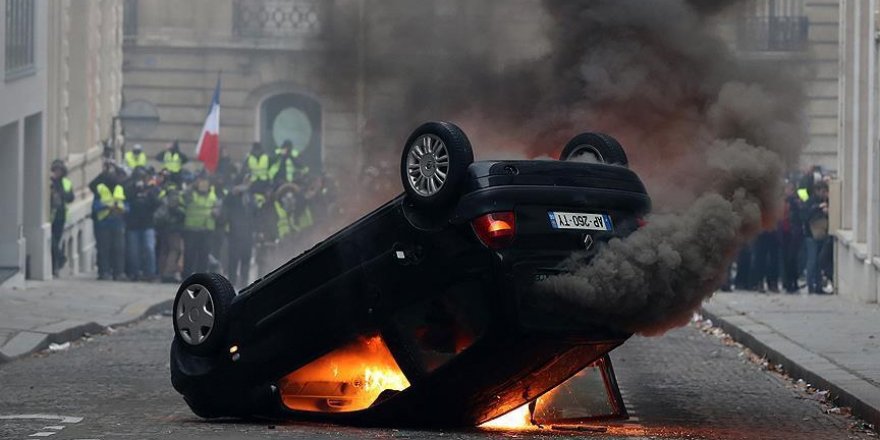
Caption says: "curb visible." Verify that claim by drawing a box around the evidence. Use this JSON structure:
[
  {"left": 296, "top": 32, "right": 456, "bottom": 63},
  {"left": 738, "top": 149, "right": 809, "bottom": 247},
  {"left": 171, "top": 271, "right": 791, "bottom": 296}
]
[
  {"left": 702, "top": 307, "right": 880, "bottom": 430},
  {"left": 0, "top": 298, "right": 173, "bottom": 365}
]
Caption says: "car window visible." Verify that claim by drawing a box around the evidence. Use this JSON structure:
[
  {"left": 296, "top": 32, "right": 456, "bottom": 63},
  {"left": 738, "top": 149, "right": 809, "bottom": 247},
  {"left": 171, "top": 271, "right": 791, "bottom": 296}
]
[{"left": 531, "top": 355, "right": 627, "bottom": 423}]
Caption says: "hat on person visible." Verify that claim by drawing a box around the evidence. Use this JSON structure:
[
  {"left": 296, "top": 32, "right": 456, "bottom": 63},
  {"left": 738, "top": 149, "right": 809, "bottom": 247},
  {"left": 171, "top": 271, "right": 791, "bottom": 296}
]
[{"left": 133, "top": 144, "right": 143, "bottom": 151}]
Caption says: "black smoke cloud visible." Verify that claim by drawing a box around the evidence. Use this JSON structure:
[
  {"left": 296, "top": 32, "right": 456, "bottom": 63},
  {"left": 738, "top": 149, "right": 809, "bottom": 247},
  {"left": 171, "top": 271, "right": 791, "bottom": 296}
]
[{"left": 322, "top": 0, "right": 807, "bottom": 334}]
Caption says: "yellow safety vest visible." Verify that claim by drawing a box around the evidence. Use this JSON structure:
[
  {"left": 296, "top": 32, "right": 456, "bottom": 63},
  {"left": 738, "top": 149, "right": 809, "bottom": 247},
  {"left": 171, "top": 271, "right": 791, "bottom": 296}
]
[
  {"left": 797, "top": 188, "right": 809, "bottom": 202},
  {"left": 294, "top": 206, "right": 314, "bottom": 232},
  {"left": 269, "top": 157, "right": 296, "bottom": 183},
  {"left": 54, "top": 177, "right": 74, "bottom": 222},
  {"left": 125, "top": 151, "right": 148, "bottom": 169},
  {"left": 184, "top": 188, "right": 218, "bottom": 231},
  {"left": 163, "top": 152, "right": 182, "bottom": 173},
  {"left": 96, "top": 183, "right": 125, "bottom": 221},
  {"left": 275, "top": 148, "right": 299, "bottom": 158},
  {"left": 248, "top": 154, "right": 269, "bottom": 181},
  {"left": 275, "top": 201, "right": 291, "bottom": 239}
]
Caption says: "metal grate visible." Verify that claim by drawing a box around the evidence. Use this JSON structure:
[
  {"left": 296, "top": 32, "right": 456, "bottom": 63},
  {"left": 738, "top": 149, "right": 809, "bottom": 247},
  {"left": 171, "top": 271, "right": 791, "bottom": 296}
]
[
  {"left": 232, "top": 0, "right": 322, "bottom": 39},
  {"left": 4, "top": 0, "right": 35, "bottom": 79}
]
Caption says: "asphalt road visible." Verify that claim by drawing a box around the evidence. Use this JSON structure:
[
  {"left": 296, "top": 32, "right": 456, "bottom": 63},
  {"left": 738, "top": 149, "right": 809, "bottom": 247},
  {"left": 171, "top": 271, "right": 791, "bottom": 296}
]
[{"left": 0, "top": 315, "right": 872, "bottom": 440}]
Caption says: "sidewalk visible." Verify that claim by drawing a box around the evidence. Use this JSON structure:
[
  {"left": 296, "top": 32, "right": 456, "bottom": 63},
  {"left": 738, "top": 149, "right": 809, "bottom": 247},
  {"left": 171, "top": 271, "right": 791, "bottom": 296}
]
[
  {"left": 702, "top": 291, "right": 880, "bottom": 428},
  {"left": 0, "top": 277, "right": 174, "bottom": 363}
]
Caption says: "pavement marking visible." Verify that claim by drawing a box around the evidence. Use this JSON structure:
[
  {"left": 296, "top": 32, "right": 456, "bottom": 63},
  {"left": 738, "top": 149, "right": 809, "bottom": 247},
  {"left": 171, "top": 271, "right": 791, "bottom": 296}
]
[
  {"left": 0, "top": 414, "right": 83, "bottom": 424},
  {"left": 0, "top": 414, "right": 85, "bottom": 439}
]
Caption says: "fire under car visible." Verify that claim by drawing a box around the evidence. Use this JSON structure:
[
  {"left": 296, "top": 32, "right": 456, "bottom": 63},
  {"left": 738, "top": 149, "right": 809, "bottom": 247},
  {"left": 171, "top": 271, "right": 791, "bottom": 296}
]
[{"left": 170, "top": 121, "right": 651, "bottom": 427}]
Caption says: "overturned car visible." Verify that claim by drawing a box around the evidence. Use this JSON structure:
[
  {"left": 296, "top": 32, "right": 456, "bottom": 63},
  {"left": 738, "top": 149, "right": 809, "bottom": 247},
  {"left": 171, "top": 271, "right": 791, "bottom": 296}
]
[{"left": 170, "top": 121, "right": 651, "bottom": 427}]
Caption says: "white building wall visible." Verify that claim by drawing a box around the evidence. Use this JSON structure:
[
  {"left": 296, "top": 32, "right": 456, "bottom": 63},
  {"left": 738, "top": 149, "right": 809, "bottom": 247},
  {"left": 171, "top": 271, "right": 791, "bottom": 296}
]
[
  {"left": 835, "top": 0, "right": 880, "bottom": 303},
  {"left": 0, "top": 1, "right": 123, "bottom": 285},
  {"left": 0, "top": 0, "right": 49, "bottom": 285},
  {"left": 805, "top": 1, "right": 842, "bottom": 170}
]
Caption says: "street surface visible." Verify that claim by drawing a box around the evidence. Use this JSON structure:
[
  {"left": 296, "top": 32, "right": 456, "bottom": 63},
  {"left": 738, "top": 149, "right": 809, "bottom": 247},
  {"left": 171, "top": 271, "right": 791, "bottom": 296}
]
[{"left": 0, "top": 315, "right": 872, "bottom": 440}]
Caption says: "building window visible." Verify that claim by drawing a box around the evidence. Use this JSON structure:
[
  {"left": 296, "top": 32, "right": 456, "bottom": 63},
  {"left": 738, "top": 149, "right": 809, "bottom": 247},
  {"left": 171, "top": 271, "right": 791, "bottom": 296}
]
[
  {"left": 737, "top": 0, "right": 809, "bottom": 52},
  {"left": 4, "top": 0, "right": 35, "bottom": 80},
  {"left": 123, "top": 0, "right": 138, "bottom": 42},
  {"left": 260, "top": 92, "right": 323, "bottom": 173}
]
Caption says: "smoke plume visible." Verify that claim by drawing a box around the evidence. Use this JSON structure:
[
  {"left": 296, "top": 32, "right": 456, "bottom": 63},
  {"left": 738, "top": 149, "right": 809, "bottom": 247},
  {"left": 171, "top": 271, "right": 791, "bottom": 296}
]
[
  {"left": 319, "top": 0, "right": 807, "bottom": 334},
  {"left": 524, "top": 0, "right": 807, "bottom": 334}
]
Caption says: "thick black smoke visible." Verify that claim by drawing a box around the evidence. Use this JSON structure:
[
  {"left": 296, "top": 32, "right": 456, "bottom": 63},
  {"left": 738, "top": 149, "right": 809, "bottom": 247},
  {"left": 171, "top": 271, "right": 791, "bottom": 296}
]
[
  {"left": 525, "top": 0, "right": 807, "bottom": 334},
  {"left": 321, "top": 0, "right": 807, "bottom": 334}
]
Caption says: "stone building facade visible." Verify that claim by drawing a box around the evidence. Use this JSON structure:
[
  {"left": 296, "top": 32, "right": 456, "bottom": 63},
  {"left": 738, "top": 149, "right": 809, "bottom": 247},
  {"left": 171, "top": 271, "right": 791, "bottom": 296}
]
[
  {"left": 0, "top": 0, "right": 124, "bottom": 286},
  {"left": 121, "top": 0, "right": 362, "bottom": 180}
]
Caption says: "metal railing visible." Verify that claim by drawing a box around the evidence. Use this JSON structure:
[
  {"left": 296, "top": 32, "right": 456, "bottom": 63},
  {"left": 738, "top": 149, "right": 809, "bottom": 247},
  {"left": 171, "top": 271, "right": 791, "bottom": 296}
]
[
  {"left": 232, "top": 0, "right": 322, "bottom": 39},
  {"left": 737, "top": 16, "right": 810, "bottom": 52}
]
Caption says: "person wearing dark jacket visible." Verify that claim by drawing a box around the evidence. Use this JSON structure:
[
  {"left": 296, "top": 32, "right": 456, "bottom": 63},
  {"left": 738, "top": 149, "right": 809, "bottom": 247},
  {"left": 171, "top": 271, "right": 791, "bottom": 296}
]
[
  {"left": 124, "top": 168, "right": 161, "bottom": 281},
  {"left": 223, "top": 173, "right": 257, "bottom": 288},
  {"left": 90, "top": 163, "right": 128, "bottom": 280},
  {"left": 780, "top": 181, "right": 804, "bottom": 293},
  {"left": 155, "top": 185, "right": 186, "bottom": 283},
  {"left": 50, "top": 159, "right": 74, "bottom": 276},
  {"left": 804, "top": 181, "right": 830, "bottom": 294}
]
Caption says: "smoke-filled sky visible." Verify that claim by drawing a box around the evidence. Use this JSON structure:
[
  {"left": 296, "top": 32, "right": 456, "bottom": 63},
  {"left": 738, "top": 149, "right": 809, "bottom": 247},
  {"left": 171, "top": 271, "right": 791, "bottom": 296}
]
[{"left": 324, "top": 0, "right": 808, "bottom": 335}]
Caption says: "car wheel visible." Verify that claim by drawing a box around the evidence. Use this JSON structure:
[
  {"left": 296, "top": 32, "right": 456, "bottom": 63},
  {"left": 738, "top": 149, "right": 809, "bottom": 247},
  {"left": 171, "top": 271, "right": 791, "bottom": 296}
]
[
  {"left": 172, "top": 273, "right": 235, "bottom": 357},
  {"left": 400, "top": 121, "right": 474, "bottom": 208},
  {"left": 559, "top": 132, "right": 628, "bottom": 167}
]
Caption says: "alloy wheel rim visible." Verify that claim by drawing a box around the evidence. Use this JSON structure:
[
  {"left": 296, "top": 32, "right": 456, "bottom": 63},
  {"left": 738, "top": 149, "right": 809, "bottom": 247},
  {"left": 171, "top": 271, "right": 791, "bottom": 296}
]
[
  {"left": 175, "top": 284, "right": 215, "bottom": 345},
  {"left": 406, "top": 134, "right": 449, "bottom": 197}
]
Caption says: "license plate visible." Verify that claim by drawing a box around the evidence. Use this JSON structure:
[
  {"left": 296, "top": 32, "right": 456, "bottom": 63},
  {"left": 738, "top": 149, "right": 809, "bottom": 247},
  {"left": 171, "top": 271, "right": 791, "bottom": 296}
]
[{"left": 548, "top": 211, "right": 613, "bottom": 231}]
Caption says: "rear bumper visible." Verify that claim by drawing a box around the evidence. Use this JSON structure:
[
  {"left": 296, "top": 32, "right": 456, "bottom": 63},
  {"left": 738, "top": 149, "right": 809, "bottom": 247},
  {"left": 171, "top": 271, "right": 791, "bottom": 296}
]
[{"left": 450, "top": 185, "right": 650, "bottom": 225}]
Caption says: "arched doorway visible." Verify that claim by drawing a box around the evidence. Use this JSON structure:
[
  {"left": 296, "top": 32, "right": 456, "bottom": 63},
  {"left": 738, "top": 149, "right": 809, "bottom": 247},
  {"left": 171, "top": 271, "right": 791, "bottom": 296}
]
[{"left": 260, "top": 93, "right": 322, "bottom": 173}]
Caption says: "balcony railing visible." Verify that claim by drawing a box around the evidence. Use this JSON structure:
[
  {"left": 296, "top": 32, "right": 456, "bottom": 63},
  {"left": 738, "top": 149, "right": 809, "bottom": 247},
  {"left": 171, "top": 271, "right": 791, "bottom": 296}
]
[
  {"left": 232, "top": 0, "right": 322, "bottom": 39},
  {"left": 737, "top": 16, "right": 810, "bottom": 52}
]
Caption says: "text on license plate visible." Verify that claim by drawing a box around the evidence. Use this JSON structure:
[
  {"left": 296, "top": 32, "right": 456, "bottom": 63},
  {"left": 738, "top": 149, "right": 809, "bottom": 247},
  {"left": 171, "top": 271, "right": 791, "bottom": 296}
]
[{"left": 548, "top": 211, "right": 613, "bottom": 231}]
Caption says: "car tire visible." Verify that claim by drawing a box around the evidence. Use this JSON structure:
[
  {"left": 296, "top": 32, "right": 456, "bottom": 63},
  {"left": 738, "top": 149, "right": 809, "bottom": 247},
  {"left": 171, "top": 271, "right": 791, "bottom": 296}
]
[
  {"left": 400, "top": 121, "right": 474, "bottom": 209},
  {"left": 559, "top": 132, "right": 629, "bottom": 167},
  {"left": 172, "top": 273, "right": 235, "bottom": 357}
]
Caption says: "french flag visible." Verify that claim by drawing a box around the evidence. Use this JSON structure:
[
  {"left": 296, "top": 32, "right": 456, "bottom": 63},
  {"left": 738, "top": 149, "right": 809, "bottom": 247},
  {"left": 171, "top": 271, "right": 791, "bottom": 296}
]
[{"left": 196, "top": 77, "right": 221, "bottom": 173}]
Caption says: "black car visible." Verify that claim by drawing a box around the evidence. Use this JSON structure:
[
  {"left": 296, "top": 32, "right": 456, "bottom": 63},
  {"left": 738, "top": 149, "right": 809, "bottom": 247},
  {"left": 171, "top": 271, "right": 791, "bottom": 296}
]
[{"left": 170, "top": 121, "right": 651, "bottom": 427}]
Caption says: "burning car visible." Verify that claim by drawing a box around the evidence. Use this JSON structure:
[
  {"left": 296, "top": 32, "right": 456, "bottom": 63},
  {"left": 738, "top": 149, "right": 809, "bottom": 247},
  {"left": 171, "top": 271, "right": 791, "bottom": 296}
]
[{"left": 170, "top": 121, "right": 651, "bottom": 427}]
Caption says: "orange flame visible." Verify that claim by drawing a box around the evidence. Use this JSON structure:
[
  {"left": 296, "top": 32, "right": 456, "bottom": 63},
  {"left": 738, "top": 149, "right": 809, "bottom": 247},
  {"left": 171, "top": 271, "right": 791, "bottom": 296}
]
[
  {"left": 479, "top": 404, "right": 535, "bottom": 430},
  {"left": 279, "top": 335, "right": 410, "bottom": 413}
]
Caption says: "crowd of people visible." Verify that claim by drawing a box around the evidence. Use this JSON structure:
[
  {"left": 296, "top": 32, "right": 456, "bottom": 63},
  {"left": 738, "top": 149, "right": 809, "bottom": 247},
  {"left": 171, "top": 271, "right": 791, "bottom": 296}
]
[
  {"left": 722, "top": 165, "right": 834, "bottom": 294},
  {"left": 49, "top": 140, "right": 339, "bottom": 289},
  {"left": 48, "top": 149, "right": 837, "bottom": 294}
]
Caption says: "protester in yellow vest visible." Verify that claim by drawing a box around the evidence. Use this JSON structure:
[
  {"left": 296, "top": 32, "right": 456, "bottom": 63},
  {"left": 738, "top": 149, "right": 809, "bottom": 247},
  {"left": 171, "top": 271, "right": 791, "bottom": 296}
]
[
  {"left": 246, "top": 142, "right": 270, "bottom": 183},
  {"left": 90, "top": 163, "right": 128, "bottom": 280},
  {"left": 155, "top": 140, "right": 189, "bottom": 185},
  {"left": 269, "top": 140, "right": 298, "bottom": 185},
  {"left": 50, "top": 159, "right": 74, "bottom": 276},
  {"left": 124, "top": 144, "right": 148, "bottom": 170},
  {"left": 182, "top": 174, "right": 220, "bottom": 276}
]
